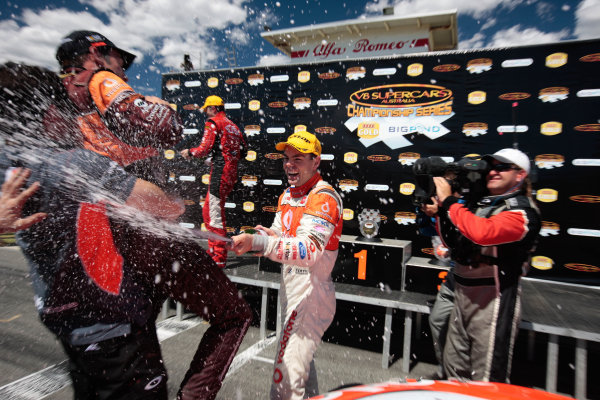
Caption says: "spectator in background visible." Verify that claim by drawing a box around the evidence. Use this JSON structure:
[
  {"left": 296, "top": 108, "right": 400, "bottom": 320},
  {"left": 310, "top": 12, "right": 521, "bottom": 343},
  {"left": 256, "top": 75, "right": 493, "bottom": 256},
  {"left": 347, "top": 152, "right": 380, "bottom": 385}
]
[
  {"left": 432, "top": 148, "right": 540, "bottom": 382},
  {"left": 231, "top": 131, "right": 343, "bottom": 400},
  {"left": 180, "top": 95, "right": 246, "bottom": 268}
]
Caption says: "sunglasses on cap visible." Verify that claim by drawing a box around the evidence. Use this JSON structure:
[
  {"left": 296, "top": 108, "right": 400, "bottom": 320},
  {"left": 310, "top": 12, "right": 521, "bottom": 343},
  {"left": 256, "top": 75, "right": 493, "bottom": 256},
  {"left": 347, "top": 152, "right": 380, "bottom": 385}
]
[{"left": 490, "top": 163, "right": 521, "bottom": 172}]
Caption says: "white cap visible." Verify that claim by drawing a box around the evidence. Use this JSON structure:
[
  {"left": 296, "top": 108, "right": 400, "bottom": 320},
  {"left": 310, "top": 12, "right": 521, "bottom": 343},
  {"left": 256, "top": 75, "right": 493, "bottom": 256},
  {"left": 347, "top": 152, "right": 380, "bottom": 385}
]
[{"left": 485, "top": 148, "right": 530, "bottom": 174}]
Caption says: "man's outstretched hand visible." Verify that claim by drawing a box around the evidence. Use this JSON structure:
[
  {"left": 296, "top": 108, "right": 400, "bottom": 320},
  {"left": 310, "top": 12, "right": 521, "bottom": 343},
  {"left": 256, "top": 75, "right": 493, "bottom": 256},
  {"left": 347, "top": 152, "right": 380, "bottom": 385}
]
[{"left": 0, "top": 168, "right": 47, "bottom": 233}]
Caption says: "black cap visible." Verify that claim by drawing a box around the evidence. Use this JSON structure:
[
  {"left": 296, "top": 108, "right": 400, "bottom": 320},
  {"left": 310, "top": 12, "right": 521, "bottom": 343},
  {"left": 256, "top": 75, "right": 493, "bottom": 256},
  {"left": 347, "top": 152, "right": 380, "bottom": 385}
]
[{"left": 56, "top": 30, "right": 136, "bottom": 71}]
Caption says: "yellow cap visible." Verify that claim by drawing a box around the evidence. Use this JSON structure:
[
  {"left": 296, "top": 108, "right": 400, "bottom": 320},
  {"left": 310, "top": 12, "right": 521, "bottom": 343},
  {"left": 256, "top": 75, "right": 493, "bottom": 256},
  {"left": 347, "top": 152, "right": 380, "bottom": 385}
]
[
  {"left": 200, "top": 95, "right": 224, "bottom": 110},
  {"left": 275, "top": 131, "right": 321, "bottom": 156}
]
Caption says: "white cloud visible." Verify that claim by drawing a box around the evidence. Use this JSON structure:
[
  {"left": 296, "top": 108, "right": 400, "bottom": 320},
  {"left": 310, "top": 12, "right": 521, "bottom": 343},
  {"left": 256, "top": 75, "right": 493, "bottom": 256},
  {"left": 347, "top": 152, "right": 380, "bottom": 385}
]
[
  {"left": 535, "top": 2, "right": 555, "bottom": 21},
  {"left": 228, "top": 27, "right": 251, "bottom": 46},
  {"left": 257, "top": 53, "right": 290, "bottom": 67},
  {"left": 481, "top": 17, "right": 497, "bottom": 31},
  {"left": 459, "top": 32, "right": 486, "bottom": 49},
  {"left": 0, "top": 8, "right": 105, "bottom": 69},
  {"left": 460, "top": 24, "right": 570, "bottom": 50},
  {"left": 485, "top": 25, "right": 570, "bottom": 47},
  {"left": 0, "top": 0, "right": 253, "bottom": 71},
  {"left": 79, "top": 0, "right": 122, "bottom": 15},
  {"left": 158, "top": 34, "right": 219, "bottom": 70},
  {"left": 574, "top": 0, "right": 600, "bottom": 39},
  {"left": 364, "top": 0, "right": 525, "bottom": 19}
]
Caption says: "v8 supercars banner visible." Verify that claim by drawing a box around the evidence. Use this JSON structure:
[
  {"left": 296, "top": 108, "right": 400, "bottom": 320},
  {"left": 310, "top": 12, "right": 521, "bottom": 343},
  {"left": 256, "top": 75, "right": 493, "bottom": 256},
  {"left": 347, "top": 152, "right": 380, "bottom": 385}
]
[{"left": 162, "top": 39, "right": 600, "bottom": 284}]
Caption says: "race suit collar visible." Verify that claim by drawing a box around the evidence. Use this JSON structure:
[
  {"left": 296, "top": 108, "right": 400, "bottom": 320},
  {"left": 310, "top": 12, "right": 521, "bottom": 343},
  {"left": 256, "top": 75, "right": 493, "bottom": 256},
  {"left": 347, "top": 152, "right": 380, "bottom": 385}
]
[
  {"left": 289, "top": 173, "right": 321, "bottom": 198},
  {"left": 478, "top": 187, "right": 524, "bottom": 207}
]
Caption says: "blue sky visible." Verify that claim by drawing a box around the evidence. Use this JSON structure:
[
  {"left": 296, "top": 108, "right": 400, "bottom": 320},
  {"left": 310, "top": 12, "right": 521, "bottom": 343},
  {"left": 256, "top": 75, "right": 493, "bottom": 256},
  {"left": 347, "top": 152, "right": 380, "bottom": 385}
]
[{"left": 1, "top": 0, "right": 598, "bottom": 96}]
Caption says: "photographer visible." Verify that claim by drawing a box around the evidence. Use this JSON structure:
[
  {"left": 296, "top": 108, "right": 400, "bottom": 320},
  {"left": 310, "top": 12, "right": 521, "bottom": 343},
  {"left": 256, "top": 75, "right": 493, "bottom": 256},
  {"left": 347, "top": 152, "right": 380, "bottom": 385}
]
[{"left": 431, "top": 148, "right": 541, "bottom": 382}]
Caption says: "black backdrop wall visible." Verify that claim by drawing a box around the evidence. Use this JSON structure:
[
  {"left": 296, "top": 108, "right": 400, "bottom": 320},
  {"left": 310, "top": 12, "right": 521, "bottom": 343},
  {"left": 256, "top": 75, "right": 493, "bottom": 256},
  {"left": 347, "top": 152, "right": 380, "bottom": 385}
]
[{"left": 162, "top": 39, "right": 600, "bottom": 285}]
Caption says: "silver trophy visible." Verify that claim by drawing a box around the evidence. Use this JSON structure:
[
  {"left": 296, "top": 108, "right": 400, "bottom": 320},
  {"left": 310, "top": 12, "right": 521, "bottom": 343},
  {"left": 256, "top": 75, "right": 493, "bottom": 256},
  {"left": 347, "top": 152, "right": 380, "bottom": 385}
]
[{"left": 357, "top": 208, "right": 382, "bottom": 242}]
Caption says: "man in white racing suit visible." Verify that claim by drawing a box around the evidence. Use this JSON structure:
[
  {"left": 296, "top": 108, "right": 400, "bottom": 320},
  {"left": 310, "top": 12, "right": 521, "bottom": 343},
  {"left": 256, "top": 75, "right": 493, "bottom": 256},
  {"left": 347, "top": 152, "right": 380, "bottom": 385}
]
[{"left": 231, "top": 131, "right": 343, "bottom": 400}]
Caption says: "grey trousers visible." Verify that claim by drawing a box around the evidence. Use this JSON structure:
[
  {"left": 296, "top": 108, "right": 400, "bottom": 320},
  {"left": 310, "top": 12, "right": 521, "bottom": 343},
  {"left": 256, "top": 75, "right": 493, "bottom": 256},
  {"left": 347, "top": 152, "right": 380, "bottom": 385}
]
[{"left": 429, "top": 280, "right": 455, "bottom": 368}]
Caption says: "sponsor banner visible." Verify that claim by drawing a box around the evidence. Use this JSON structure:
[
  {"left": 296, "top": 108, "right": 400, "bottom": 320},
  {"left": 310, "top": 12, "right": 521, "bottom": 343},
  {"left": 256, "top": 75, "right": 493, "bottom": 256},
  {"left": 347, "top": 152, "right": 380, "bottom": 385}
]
[
  {"left": 502, "top": 58, "right": 533, "bottom": 68},
  {"left": 342, "top": 209, "right": 354, "bottom": 220},
  {"left": 339, "top": 179, "right": 359, "bottom": 192},
  {"left": 398, "top": 152, "right": 420, "bottom": 165},
  {"left": 207, "top": 77, "right": 218, "bottom": 88},
  {"left": 163, "top": 39, "right": 600, "bottom": 284},
  {"left": 531, "top": 256, "right": 554, "bottom": 270},
  {"left": 270, "top": 74, "right": 289, "bottom": 82},
  {"left": 241, "top": 175, "right": 258, "bottom": 187},
  {"left": 399, "top": 183, "right": 415, "bottom": 195},
  {"left": 245, "top": 125, "right": 261, "bottom": 136},
  {"left": 289, "top": 31, "right": 430, "bottom": 62},
  {"left": 535, "top": 154, "right": 564, "bottom": 169},
  {"left": 184, "top": 80, "right": 201, "bottom": 87},
  {"left": 395, "top": 212, "right": 416, "bottom": 225},
  {"left": 165, "top": 79, "right": 180, "bottom": 91},
  {"left": 540, "top": 221, "right": 560, "bottom": 237},
  {"left": 345, "top": 84, "right": 454, "bottom": 149},
  {"left": 467, "top": 58, "right": 492, "bottom": 74},
  {"left": 317, "top": 99, "right": 339, "bottom": 106},
  {"left": 463, "top": 123, "right": 488, "bottom": 137},
  {"left": 346, "top": 66, "right": 366, "bottom": 80},
  {"left": 567, "top": 228, "right": 600, "bottom": 237},
  {"left": 536, "top": 188, "right": 558, "bottom": 203},
  {"left": 572, "top": 159, "right": 600, "bottom": 166}
]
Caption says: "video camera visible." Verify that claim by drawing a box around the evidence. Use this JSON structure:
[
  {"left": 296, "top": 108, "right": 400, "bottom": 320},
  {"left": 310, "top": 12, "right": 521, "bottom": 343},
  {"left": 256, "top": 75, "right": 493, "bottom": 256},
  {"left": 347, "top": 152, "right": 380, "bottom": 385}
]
[{"left": 412, "top": 156, "right": 490, "bottom": 206}]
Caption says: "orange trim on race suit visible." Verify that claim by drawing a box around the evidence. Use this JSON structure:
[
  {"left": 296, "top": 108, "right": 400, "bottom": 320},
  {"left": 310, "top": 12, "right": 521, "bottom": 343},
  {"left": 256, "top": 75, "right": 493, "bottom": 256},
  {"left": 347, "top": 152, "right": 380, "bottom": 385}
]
[
  {"left": 78, "top": 114, "right": 158, "bottom": 166},
  {"left": 88, "top": 70, "right": 133, "bottom": 114},
  {"left": 78, "top": 70, "right": 158, "bottom": 166},
  {"left": 76, "top": 203, "right": 123, "bottom": 295},
  {"left": 278, "top": 183, "right": 342, "bottom": 251}
]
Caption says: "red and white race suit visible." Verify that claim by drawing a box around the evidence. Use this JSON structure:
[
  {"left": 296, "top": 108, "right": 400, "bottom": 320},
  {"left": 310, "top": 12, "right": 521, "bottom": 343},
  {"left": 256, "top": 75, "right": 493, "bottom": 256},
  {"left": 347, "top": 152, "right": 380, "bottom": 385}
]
[
  {"left": 190, "top": 111, "right": 245, "bottom": 267},
  {"left": 251, "top": 173, "right": 343, "bottom": 400}
]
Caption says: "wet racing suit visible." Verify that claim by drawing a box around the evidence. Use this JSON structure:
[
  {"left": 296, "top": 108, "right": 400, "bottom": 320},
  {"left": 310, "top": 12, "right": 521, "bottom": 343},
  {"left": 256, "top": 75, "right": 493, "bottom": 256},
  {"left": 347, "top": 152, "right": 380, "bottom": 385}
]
[
  {"left": 437, "top": 189, "right": 540, "bottom": 382},
  {"left": 1, "top": 148, "right": 251, "bottom": 400},
  {"left": 250, "top": 173, "right": 343, "bottom": 400},
  {"left": 189, "top": 111, "right": 245, "bottom": 267},
  {"left": 61, "top": 68, "right": 182, "bottom": 166}
]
